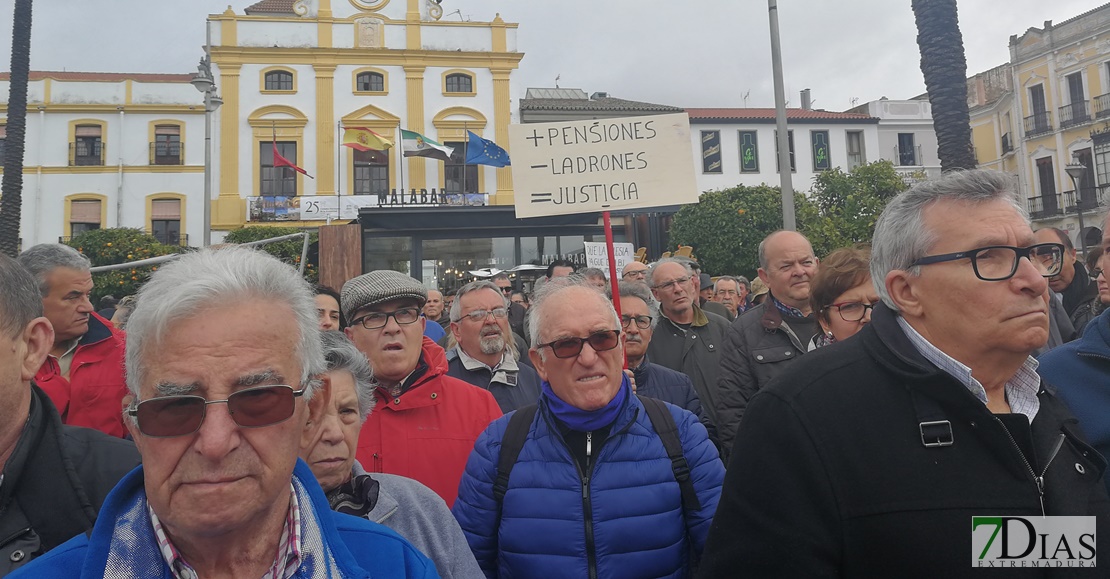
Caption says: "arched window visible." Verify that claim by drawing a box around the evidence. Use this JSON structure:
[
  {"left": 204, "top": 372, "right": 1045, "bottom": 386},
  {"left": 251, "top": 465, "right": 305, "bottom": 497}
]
[
  {"left": 445, "top": 73, "right": 473, "bottom": 94},
  {"left": 264, "top": 70, "right": 294, "bottom": 91},
  {"left": 356, "top": 71, "right": 385, "bottom": 93}
]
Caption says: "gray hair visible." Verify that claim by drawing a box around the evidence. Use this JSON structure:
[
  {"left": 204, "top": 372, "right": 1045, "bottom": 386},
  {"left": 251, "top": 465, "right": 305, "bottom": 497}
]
[
  {"left": 17, "top": 244, "right": 91, "bottom": 297},
  {"left": 0, "top": 254, "right": 44, "bottom": 338},
  {"left": 579, "top": 267, "right": 607, "bottom": 280},
  {"left": 757, "top": 231, "right": 789, "bottom": 270},
  {"left": 449, "top": 280, "right": 508, "bottom": 322},
  {"left": 321, "top": 331, "right": 376, "bottom": 422},
  {"left": 112, "top": 295, "right": 137, "bottom": 329},
  {"left": 611, "top": 280, "right": 660, "bottom": 329},
  {"left": 871, "top": 169, "right": 1026, "bottom": 310},
  {"left": 646, "top": 257, "right": 694, "bottom": 287},
  {"left": 734, "top": 275, "right": 750, "bottom": 291},
  {"left": 491, "top": 272, "right": 510, "bottom": 282},
  {"left": 713, "top": 275, "right": 742, "bottom": 294},
  {"left": 527, "top": 276, "right": 622, "bottom": 353},
  {"left": 125, "top": 246, "right": 325, "bottom": 400}
]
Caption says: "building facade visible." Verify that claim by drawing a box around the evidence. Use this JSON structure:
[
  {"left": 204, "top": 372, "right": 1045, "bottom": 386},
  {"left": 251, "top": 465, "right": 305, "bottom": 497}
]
[{"left": 848, "top": 98, "right": 941, "bottom": 183}]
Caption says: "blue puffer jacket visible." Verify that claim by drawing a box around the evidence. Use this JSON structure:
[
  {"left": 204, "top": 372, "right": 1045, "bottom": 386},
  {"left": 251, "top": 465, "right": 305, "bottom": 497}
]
[{"left": 452, "top": 390, "right": 724, "bottom": 578}]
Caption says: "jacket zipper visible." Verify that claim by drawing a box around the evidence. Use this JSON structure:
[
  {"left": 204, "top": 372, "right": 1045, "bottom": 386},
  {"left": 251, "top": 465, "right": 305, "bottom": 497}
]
[{"left": 992, "top": 416, "right": 1066, "bottom": 517}]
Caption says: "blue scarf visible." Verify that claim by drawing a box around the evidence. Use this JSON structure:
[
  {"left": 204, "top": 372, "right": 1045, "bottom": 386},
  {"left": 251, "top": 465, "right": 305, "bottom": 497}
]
[{"left": 541, "top": 374, "right": 630, "bottom": 432}]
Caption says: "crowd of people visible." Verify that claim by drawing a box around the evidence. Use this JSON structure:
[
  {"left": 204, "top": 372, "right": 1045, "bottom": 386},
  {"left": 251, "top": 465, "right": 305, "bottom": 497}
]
[{"left": 1, "top": 167, "right": 1109, "bottom": 577}]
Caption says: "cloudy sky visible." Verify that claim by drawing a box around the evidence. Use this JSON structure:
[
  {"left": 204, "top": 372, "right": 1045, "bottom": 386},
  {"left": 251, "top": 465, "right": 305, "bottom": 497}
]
[{"left": 0, "top": 0, "right": 1100, "bottom": 111}]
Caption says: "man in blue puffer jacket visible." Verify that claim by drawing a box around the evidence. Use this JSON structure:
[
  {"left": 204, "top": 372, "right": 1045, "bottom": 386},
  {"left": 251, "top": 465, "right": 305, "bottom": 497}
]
[{"left": 452, "top": 278, "right": 724, "bottom": 579}]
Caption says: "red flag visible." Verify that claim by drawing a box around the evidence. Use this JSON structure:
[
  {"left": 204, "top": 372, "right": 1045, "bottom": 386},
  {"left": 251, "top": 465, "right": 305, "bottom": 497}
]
[{"left": 272, "top": 140, "right": 313, "bottom": 179}]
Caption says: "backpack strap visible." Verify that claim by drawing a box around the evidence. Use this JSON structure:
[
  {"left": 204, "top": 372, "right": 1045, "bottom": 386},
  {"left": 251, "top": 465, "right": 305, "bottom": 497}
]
[
  {"left": 493, "top": 404, "right": 538, "bottom": 504},
  {"left": 638, "top": 395, "right": 702, "bottom": 512}
]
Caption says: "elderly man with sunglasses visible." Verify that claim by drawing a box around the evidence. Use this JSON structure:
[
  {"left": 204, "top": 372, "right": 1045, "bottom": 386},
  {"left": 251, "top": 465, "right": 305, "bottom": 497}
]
[
  {"left": 701, "top": 170, "right": 1110, "bottom": 578},
  {"left": 453, "top": 277, "right": 723, "bottom": 579},
  {"left": 343, "top": 270, "right": 502, "bottom": 509},
  {"left": 11, "top": 247, "right": 437, "bottom": 578}
]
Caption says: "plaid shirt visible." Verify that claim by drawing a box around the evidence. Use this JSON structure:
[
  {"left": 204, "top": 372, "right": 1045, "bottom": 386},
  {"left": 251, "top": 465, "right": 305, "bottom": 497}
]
[
  {"left": 771, "top": 295, "right": 806, "bottom": 319},
  {"left": 149, "top": 484, "right": 303, "bottom": 579},
  {"left": 897, "top": 316, "right": 1041, "bottom": 422}
]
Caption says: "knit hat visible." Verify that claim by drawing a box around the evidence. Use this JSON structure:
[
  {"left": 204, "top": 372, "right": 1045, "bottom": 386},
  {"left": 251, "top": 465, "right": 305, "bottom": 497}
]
[
  {"left": 698, "top": 273, "right": 712, "bottom": 289},
  {"left": 749, "top": 277, "right": 769, "bottom": 298},
  {"left": 341, "top": 270, "right": 428, "bottom": 322}
]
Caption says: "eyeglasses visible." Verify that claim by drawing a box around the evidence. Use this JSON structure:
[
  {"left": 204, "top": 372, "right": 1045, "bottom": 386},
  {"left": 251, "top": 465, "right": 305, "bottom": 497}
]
[
  {"left": 351, "top": 307, "right": 422, "bottom": 330},
  {"left": 910, "top": 243, "right": 1064, "bottom": 282},
  {"left": 651, "top": 275, "right": 692, "bottom": 291},
  {"left": 1094, "top": 268, "right": 1104, "bottom": 279},
  {"left": 536, "top": 329, "right": 622, "bottom": 359},
  {"left": 498, "top": 286, "right": 513, "bottom": 293},
  {"left": 622, "top": 270, "right": 647, "bottom": 279},
  {"left": 127, "top": 384, "right": 305, "bottom": 438},
  {"left": 621, "top": 315, "right": 653, "bottom": 329},
  {"left": 827, "top": 301, "right": 876, "bottom": 322},
  {"left": 461, "top": 307, "right": 508, "bottom": 322}
]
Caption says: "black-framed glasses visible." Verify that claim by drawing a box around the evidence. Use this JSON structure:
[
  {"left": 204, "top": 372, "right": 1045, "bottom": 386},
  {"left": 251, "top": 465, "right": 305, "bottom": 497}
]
[
  {"left": 351, "top": 307, "right": 422, "bottom": 330},
  {"left": 621, "top": 315, "right": 652, "bottom": 330},
  {"left": 622, "top": 270, "right": 646, "bottom": 279},
  {"left": 536, "top": 329, "right": 621, "bottom": 359},
  {"left": 651, "top": 275, "right": 692, "bottom": 291},
  {"left": 910, "top": 243, "right": 1064, "bottom": 282},
  {"left": 498, "top": 286, "right": 513, "bottom": 294},
  {"left": 461, "top": 307, "right": 508, "bottom": 322},
  {"left": 1094, "top": 268, "right": 1105, "bottom": 279},
  {"left": 127, "top": 384, "right": 305, "bottom": 438},
  {"left": 827, "top": 301, "right": 876, "bottom": 322}
]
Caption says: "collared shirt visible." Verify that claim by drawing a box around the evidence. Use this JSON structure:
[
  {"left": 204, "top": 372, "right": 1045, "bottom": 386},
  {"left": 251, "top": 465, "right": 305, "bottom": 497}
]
[
  {"left": 457, "top": 347, "right": 519, "bottom": 388},
  {"left": 55, "top": 338, "right": 80, "bottom": 379},
  {"left": 897, "top": 316, "right": 1041, "bottom": 422},
  {"left": 771, "top": 295, "right": 806, "bottom": 319},
  {"left": 149, "top": 483, "right": 302, "bottom": 579}
]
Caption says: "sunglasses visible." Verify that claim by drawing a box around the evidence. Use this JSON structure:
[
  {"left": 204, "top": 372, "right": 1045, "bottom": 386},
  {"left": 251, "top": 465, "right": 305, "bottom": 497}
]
[
  {"left": 127, "top": 384, "right": 305, "bottom": 438},
  {"left": 536, "top": 329, "right": 621, "bottom": 359}
]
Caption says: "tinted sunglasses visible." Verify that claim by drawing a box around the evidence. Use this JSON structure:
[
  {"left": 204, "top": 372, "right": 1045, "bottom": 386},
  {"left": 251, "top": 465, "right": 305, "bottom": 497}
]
[
  {"left": 536, "top": 329, "right": 621, "bottom": 359},
  {"left": 127, "top": 384, "right": 305, "bottom": 438}
]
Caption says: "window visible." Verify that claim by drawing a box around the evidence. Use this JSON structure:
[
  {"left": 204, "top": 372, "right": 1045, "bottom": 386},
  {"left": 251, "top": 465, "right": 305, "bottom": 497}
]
[
  {"left": 356, "top": 72, "right": 385, "bottom": 92},
  {"left": 260, "top": 142, "right": 298, "bottom": 196},
  {"left": 811, "top": 130, "right": 831, "bottom": 171},
  {"left": 153, "top": 125, "right": 181, "bottom": 165},
  {"left": 846, "top": 131, "right": 865, "bottom": 170},
  {"left": 444, "top": 141, "right": 479, "bottom": 194},
  {"left": 1095, "top": 138, "right": 1110, "bottom": 188},
  {"left": 445, "top": 73, "right": 473, "bottom": 94},
  {"left": 701, "top": 131, "right": 722, "bottom": 174},
  {"left": 1037, "top": 157, "right": 1056, "bottom": 203},
  {"left": 151, "top": 199, "right": 182, "bottom": 245},
  {"left": 897, "top": 133, "right": 917, "bottom": 166},
  {"left": 738, "top": 130, "right": 759, "bottom": 173},
  {"left": 1074, "top": 148, "right": 1097, "bottom": 208},
  {"left": 354, "top": 149, "right": 390, "bottom": 197},
  {"left": 774, "top": 130, "right": 795, "bottom": 173},
  {"left": 73, "top": 125, "right": 103, "bottom": 166},
  {"left": 70, "top": 200, "right": 101, "bottom": 235},
  {"left": 264, "top": 70, "right": 294, "bottom": 91}
]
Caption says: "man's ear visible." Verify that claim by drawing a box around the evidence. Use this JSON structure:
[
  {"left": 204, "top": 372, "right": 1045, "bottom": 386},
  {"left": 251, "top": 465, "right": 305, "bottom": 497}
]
[
  {"left": 757, "top": 268, "right": 770, "bottom": 285},
  {"left": 450, "top": 321, "right": 462, "bottom": 345},
  {"left": 528, "top": 348, "right": 548, "bottom": 382},
  {"left": 20, "top": 317, "right": 53, "bottom": 382},
  {"left": 885, "top": 270, "right": 923, "bottom": 317}
]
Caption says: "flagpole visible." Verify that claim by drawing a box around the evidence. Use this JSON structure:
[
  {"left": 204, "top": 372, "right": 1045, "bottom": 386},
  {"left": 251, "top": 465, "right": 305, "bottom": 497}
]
[
  {"left": 462, "top": 122, "right": 468, "bottom": 199},
  {"left": 398, "top": 121, "right": 405, "bottom": 200},
  {"left": 336, "top": 121, "right": 341, "bottom": 199}
]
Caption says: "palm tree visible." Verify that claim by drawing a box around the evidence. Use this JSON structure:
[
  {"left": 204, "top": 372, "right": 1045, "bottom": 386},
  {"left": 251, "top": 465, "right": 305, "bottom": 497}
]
[
  {"left": 912, "top": 0, "right": 977, "bottom": 172},
  {"left": 0, "top": 0, "right": 33, "bottom": 257}
]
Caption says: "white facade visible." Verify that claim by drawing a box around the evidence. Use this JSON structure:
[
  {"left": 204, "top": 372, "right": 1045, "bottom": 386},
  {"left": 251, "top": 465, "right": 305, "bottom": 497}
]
[{"left": 850, "top": 99, "right": 942, "bottom": 181}]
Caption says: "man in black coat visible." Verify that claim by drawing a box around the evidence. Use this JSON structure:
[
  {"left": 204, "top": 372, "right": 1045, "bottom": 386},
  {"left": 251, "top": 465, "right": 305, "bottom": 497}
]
[
  {"left": 700, "top": 170, "right": 1110, "bottom": 578},
  {"left": 0, "top": 255, "right": 140, "bottom": 575}
]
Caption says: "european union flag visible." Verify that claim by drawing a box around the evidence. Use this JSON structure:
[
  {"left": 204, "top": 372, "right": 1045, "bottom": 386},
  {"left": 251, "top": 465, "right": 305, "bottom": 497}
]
[{"left": 465, "top": 130, "right": 511, "bottom": 167}]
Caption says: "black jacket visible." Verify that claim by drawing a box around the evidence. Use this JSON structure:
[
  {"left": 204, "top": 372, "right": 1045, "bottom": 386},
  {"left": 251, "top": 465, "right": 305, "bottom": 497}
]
[
  {"left": 646, "top": 305, "right": 730, "bottom": 432},
  {"left": 700, "top": 304, "right": 1110, "bottom": 578},
  {"left": 632, "top": 357, "right": 720, "bottom": 450},
  {"left": 0, "top": 385, "right": 140, "bottom": 576},
  {"left": 445, "top": 348, "right": 541, "bottom": 414}
]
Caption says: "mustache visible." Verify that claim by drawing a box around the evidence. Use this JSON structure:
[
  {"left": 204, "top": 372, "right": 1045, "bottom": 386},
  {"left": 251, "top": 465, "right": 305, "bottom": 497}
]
[{"left": 625, "top": 334, "right": 643, "bottom": 344}]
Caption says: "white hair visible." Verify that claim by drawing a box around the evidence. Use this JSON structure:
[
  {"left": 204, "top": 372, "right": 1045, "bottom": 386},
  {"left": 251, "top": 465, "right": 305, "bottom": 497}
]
[
  {"left": 320, "top": 331, "right": 376, "bottom": 422},
  {"left": 646, "top": 257, "right": 694, "bottom": 287},
  {"left": 527, "top": 276, "right": 622, "bottom": 356},
  {"left": 611, "top": 280, "right": 660, "bottom": 329},
  {"left": 124, "top": 246, "right": 325, "bottom": 401},
  {"left": 18, "top": 243, "right": 91, "bottom": 297}
]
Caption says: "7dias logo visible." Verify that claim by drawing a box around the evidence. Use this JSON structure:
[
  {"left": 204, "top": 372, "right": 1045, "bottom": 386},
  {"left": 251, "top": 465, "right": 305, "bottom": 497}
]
[{"left": 972, "top": 516, "right": 1096, "bottom": 568}]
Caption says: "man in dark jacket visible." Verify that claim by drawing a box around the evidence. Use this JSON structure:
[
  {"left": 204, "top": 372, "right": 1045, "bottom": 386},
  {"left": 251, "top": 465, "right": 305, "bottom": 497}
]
[
  {"left": 646, "top": 258, "right": 730, "bottom": 432},
  {"left": 19, "top": 244, "right": 129, "bottom": 438},
  {"left": 446, "top": 280, "right": 541, "bottom": 414},
  {"left": 1036, "top": 227, "right": 1098, "bottom": 332},
  {"left": 701, "top": 169, "right": 1110, "bottom": 578},
  {"left": 715, "top": 230, "right": 820, "bottom": 456},
  {"left": 0, "top": 255, "right": 139, "bottom": 575}
]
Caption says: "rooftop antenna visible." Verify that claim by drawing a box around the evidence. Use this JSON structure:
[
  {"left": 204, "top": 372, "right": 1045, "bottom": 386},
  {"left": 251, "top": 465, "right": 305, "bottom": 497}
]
[
  {"left": 850, "top": 96, "right": 859, "bottom": 107},
  {"left": 555, "top": 74, "right": 561, "bottom": 88},
  {"left": 742, "top": 90, "right": 750, "bottom": 108},
  {"left": 445, "top": 9, "right": 466, "bottom": 21}
]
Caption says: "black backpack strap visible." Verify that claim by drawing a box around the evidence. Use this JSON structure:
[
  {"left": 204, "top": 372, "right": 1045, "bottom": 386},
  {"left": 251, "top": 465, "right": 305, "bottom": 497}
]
[
  {"left": 493, "top": 404, "right": 538, "bottom": 505},
  {"left": 638, "top": 396, "right": 701, "bottom": 512}
]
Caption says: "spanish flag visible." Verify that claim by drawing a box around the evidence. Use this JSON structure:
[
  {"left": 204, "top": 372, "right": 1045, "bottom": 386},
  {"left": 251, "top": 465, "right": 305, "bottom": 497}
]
[{"left": 342, "top": 127, "right": 394, "bottom": 151}]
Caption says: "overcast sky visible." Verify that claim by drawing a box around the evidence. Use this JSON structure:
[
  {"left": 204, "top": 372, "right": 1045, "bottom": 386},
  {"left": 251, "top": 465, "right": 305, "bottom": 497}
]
[{"left": 0, "top": 0, "right": 1100, "bottom": 111}]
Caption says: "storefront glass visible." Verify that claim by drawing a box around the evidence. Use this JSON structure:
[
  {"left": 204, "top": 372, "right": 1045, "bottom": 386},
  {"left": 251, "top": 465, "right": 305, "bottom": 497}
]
[{"left": 364, "top": 236, "right": 413, "bottom": 276}]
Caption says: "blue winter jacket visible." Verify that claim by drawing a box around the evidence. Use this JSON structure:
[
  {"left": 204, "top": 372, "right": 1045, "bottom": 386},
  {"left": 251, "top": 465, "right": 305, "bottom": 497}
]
[
  {"left": 10, "top": 460, "right": 439, "bottom": 579},
  {"left": 1037, "top": 310, "right": 1110, "bottom": 496},
  {"left": 451, "top": 391, "right": 724, "bottom": 578}
]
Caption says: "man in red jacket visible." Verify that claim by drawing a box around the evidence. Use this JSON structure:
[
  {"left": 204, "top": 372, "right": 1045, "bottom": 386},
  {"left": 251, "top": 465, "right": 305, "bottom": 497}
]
[
  {"left": 18, "top": 244, "right": 129, "bottom": 438},
  {"left": 343, "top": 270, "right": 502, "bottom": 507}
]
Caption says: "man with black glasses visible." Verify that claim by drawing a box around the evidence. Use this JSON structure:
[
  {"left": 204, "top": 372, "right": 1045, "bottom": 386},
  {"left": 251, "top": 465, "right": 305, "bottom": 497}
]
[
  {"left": 342, "top": 270, "right": 501, "bottom": 508},
  {"left": 452, "top": 277, "right": 723, "bottom": 578},
  {"left": 446, "top": 280, "right": 541, "bottom": 413},
  {"left": 702, "top": 169, "right": 1110, "bottom": 578},
  {"left": 12, "top": 247, "right": 437, "bottom": 578}
]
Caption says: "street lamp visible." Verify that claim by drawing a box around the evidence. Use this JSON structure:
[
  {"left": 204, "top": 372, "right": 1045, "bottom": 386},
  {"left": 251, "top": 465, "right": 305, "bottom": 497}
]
[
  {"left": 191, "top": 54, "right": 222, "bottom": 247},
  {"left": 1065, "top": 159, "right": 1088, "bottom": 255}
]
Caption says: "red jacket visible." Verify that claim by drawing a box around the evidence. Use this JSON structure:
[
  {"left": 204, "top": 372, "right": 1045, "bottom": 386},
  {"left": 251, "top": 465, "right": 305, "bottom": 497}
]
[
  {"left": 35, "top": 312, "right": 129, "bottom": 438},
  {"left": 357, "top": 337, "right": 502, "bottom": 508}
]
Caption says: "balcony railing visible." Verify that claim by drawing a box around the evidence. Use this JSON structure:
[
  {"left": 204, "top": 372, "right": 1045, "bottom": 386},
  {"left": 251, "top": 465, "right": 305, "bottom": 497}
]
[
  {"left": 1059, "top": 101, "right": 1092, "bottom": 129},
  {"left": 1095, "top": 93, "right": 1110, "bottom": 120},
  {"left": 149, "top": 142, "right": 182, "bottom": 165},
  {"left": 1024, "top": 112, "right": 1053, "bottom": 137},
  {"left": 1064, "top": 187, "right": 1104, "bottom": 212},
  {"left": 1001, "top": 133, "right": 1013, "bottom": 154},
  {"left": 1027, "top": 193, "right": 1063, "bottom": 220},
  {"left": 895, "top": 145, "right": 921, "bottom": 167},
  {"left": 69, "top": 141, "right": 104, "bottom": 166}
]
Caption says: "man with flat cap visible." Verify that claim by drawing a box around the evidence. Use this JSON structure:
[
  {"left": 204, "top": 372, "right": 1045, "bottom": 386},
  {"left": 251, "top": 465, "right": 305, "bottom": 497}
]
[{"left": 343, "top": 270, "right": 502, "bottom": 508}]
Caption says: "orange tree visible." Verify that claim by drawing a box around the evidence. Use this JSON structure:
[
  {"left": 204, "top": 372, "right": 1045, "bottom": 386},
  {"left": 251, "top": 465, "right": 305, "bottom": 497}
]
[{"left": 65, "top": 228, "right": 185, "bottom": 305}]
